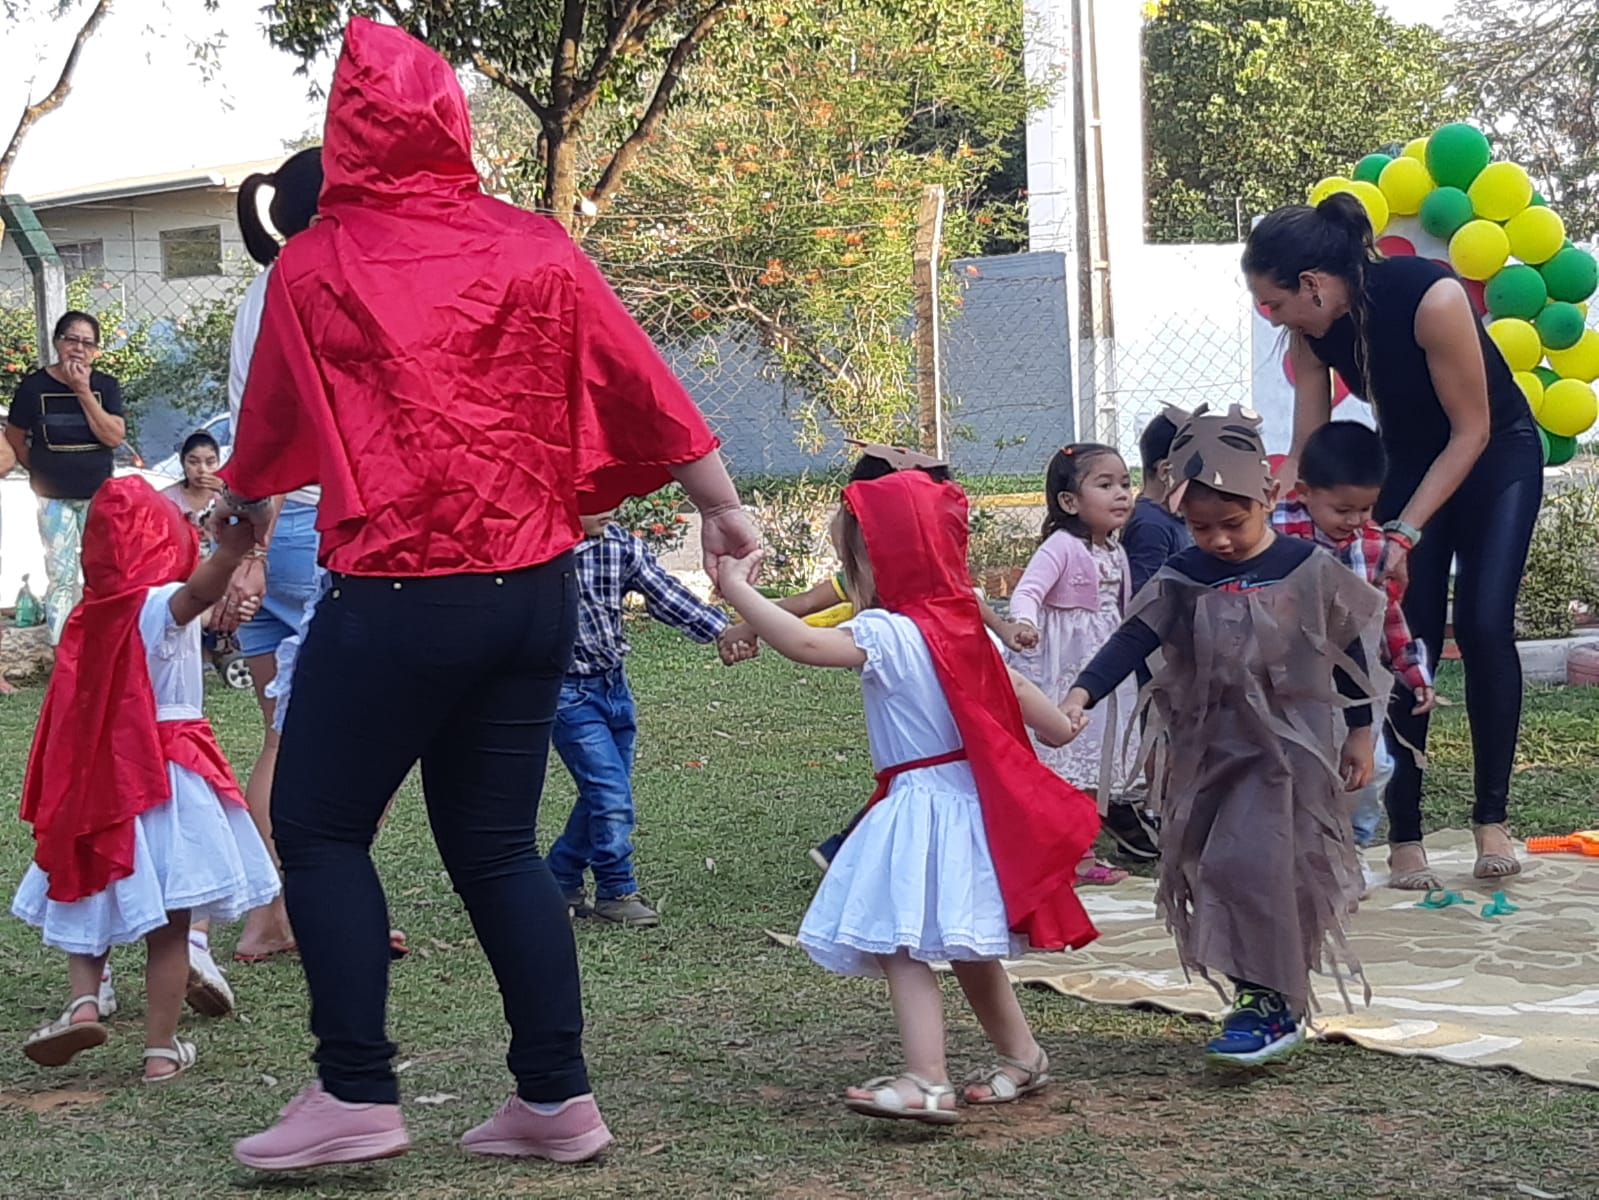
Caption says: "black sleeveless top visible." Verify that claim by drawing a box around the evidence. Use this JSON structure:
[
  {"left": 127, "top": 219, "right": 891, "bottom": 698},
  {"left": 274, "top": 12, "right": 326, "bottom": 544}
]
[{"left": 1306, "top": 256, "right": 1535, "bottom": 471}]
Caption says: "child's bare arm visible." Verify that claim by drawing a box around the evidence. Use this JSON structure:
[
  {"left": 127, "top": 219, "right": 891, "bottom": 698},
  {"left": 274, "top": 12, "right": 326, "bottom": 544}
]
[
  {"left": 716, "top": 554, "right": 865, "bottom": 669},
  {"left": 1009, "top": 668, "right": 1074, "bottom": 747},
  {"left": 170, "top": 518, "right": 253, "bottom": 627},
  {"left": 720, "top": 576, "right": 845, "bottom": 658}
]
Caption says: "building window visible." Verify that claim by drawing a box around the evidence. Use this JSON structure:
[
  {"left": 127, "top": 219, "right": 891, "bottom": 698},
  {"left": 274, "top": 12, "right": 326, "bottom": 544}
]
[
  {"left": 55, "top": 239, "right": 104, "bottom": 278},
  {"left": 160, "top": 225, "right": 222, "bottom": 279}
]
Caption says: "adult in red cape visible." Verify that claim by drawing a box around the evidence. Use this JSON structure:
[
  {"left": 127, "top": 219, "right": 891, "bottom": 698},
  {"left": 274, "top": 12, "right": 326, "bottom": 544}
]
[
  {"left": 844, "top": 471, "right": 1100, "bottom": 953},
  {"left": 225, "top": 18, "right": 758, "bottom": 1172}
]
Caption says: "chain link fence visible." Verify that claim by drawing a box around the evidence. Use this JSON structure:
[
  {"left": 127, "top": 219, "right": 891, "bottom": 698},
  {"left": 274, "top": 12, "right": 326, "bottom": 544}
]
[{"left": 3, "top": 235, "right": 1259, "bottom": 492}]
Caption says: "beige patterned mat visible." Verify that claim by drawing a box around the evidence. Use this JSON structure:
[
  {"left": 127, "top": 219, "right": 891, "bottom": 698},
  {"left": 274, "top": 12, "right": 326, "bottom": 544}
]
[{"left": 774, "top": 830, "right": 1599, "bottom": 1088}]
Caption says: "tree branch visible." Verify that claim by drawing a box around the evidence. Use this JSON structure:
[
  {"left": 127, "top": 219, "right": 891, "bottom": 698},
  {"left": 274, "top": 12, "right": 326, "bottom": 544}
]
[
  {"left": 583, "top": 0, "right": 729, "bottom": 222},
  {"left": 551, "top": 0, "right": 589, "bottom": 116},
  {"left": 473, "top": 53, "right": 554, "bottom": 127},
  {"left": 569, "top": 0, "right": 656, "bottom": 121},
  {"left": 0, "top": 0, "right": 114, "bottom": 191},
  {"left": 726, "top": 291, "right": 857, "bottom": 391}
]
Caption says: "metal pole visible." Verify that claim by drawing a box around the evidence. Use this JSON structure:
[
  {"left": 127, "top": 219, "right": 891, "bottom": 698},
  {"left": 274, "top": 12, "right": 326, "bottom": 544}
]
[
  {"left": 0, "top": 195, "right": 64, "bottom": 365},
  {"left": 913, "top": 184, "right": 947, "bottom": 457}
]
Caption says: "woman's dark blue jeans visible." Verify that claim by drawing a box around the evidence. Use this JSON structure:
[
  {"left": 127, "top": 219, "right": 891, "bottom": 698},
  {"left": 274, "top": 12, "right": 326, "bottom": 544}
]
[{"left": 271, "top": 555, "right": 587, "bottom": 1106}]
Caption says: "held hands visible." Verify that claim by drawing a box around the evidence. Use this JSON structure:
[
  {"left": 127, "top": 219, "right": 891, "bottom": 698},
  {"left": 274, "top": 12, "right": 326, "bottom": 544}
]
[
  {"left": 209, "top": 541, "right": 266, "bottom": 634},
  {"left": 713, "top": 548, "right": 765, "bottom": 600},
  {"left": 699, "top": 505, "right": 761, "bottom": 579},
  {"left": 1412, "top": 685, "right": 1438, "bottom": 716},
  {"left": 1340, "top": 725, "right": 1376, "bottom": 792},
  {"left": 1058, "top": 687, "right": 1092, "bottom": 745},
  {"left": 1001, "top": 620, "right": 1040, "bottom": 651},
  {"left": 717, "top": 621, "right": 760, "bottom": 666},
  {"left": 1376, "top": 535, "right": 1410, "bottom": 598}
]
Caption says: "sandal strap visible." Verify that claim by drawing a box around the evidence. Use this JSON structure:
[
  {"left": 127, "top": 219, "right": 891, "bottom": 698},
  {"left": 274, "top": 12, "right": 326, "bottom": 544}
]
[
  {"left": 859, "top": 1073, "right": 952, "bottom": 1113},
  {"left": 143, "top": 1040, "right": 196, "bottom": 1066}
]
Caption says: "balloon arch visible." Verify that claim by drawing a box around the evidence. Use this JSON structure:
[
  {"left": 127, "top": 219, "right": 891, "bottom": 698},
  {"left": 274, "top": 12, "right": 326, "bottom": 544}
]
[{"left": 1262, "top": 122, "right": 1597, "bottom": 464}]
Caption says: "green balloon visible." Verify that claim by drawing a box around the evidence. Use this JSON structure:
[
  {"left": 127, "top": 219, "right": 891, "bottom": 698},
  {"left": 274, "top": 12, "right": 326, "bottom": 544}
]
[
  {"left": 1427, "top": 122, "right": 1492, "bottom": 190},
  {"left": 1546, "top": 431, "right": 1578, "bottom": 466},
  {"left": 1536, "top": 301, "right": 1586, "bottom": 351},
  {"left": 1535, "top": 366, "right": 1561, "bottom": 389},
  {"left": 1353, "top": 153, "right": 1392, "bottom": 184},
  {"left": 1539, "top": 426, "right": 1552, "bottom": 464},
  {"left": 1486, "top": 265, "right": 1549, "bottom": 320},
  {"left": 1419, "top": 186, "right": 1475, "bottom": 239},
  {"left": 1541, "top": 247, "right": 1599, "bottom": 303},
  {"left": 1531, "top": 191, "right": 1548, "bottom": 207}
]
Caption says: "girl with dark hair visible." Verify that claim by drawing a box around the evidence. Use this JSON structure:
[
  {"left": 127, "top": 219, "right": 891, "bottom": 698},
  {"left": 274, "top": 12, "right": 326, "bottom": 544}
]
[
  {"left": 4, "top": 310, "right": 126, "bottom": 644},
  {"left": 160, "top": 431, "right": 223, "bottom": 531},
  {"left": 1007, "top": 444, "right": 1135, "bottom": 885},
  {"left": 1245, "top": 192, "right": 1540, "bottom": 887}
]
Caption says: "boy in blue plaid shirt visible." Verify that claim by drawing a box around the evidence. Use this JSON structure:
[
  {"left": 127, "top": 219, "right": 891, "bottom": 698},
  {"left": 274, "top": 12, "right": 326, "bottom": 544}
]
[{"left": 549, "top": 510, "right": 728, "bottom": 926}]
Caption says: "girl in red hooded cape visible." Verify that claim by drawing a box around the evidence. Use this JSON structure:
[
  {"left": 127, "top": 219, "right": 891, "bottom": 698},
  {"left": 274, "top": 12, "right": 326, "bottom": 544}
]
[
  {"left": 715, "top": 470, "right": 1100, "bottom": 1126},
  {"left": 12, "top": 478, "right": 281, "bottom": 1081}
]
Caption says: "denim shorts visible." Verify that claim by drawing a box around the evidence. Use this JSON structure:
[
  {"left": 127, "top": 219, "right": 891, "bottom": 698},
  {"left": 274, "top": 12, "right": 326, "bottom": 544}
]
[{"left": 236, "top": 500, "right": 322, "bottom": 660}]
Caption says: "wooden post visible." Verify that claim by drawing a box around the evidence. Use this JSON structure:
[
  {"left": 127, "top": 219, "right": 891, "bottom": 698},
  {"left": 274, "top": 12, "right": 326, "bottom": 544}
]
[
  {"left": 913, "top": 184, "right": 946, "bottom": 457},
  {"left": 1, "top": 195, "right": 65, "bottom": 366}
]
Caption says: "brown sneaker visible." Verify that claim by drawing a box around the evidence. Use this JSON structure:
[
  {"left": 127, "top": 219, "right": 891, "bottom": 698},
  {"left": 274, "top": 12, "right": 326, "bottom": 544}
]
[{"left": 592, "top": 892, "right": 659, "bottom": 927}]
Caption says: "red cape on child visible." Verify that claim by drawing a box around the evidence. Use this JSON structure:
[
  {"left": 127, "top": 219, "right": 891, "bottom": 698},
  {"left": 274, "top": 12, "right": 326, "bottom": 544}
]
[
  {"left": 20, "top": 478, "right": 205, "bottom": 902},
  {"left": 843, "top": 471, "right": 1101, "bottom": 951}
]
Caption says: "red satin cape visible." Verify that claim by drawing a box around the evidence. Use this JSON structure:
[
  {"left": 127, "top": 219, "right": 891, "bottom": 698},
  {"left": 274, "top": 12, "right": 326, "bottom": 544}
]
[{"left": 844, "top": 471, "right": 1100, "bottom": 951}]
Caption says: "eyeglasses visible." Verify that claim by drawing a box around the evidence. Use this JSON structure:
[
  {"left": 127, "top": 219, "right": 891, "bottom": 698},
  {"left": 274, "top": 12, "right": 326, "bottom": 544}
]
[{"left": 57, "top": 336, "right": 98, "bottom": 350}]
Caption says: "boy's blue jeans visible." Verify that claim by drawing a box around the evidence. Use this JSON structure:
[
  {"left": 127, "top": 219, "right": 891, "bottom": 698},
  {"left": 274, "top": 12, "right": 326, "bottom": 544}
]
[
  {"left": 1352, "top": 734, "right": 1395, "bottom": 848},
  {"left": 548, "top": 667, "right": 639, "bottom": 900}
]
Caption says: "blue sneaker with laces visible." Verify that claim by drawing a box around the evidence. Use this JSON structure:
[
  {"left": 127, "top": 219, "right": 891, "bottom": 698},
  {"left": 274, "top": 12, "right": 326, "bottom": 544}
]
[{"left": 1206, "top": 987, "right": 1302, "bottom": 1067}]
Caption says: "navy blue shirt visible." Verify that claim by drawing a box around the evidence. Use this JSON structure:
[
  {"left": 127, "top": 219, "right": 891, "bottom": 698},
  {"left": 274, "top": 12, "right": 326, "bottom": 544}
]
[{"left": 1121, "top": 495, "right": 1191, "bottom": 594}]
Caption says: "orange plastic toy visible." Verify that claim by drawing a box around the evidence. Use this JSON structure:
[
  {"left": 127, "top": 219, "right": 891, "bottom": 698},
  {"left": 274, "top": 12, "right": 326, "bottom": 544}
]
[{"left": 1525, "top": 831, "right": 1599, "bottom": 856}]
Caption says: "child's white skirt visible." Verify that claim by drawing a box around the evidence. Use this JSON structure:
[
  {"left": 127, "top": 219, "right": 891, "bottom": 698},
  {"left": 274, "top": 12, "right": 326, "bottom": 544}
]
[
  {"left": 12, "top": 763, "right": 281, "bottom": 956},
  {"left": 797, "top": 762, "right": 1025, "bottom": 978}
]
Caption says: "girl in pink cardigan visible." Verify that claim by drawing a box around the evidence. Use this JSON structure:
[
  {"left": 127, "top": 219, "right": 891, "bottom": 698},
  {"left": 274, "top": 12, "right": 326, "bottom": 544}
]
[{"left": 1008, "top": 445, "right": 1136, "bottom": 885}]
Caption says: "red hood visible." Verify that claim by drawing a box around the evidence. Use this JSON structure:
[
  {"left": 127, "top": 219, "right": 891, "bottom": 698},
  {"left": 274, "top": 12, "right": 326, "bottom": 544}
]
[
  {"left": 82, "top": 476, "right": 197, "bottom": 600},
  {"left": 842, "top": 472, "right": 1100, "bottom": 952},
  {"left": 321, "top": 17, "right": 479, "bottom": 210}
]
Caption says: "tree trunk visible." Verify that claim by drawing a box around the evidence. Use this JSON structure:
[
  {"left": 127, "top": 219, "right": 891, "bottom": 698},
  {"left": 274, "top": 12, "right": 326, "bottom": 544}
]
[{"left": 542, "top": 121, "right": 580, "bottom": 233}]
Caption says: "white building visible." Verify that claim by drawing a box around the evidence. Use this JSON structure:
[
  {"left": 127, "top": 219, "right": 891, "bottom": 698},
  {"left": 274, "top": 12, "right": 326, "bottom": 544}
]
[{"left": 0, "top": 159, "right": 276, "bottom": 321}]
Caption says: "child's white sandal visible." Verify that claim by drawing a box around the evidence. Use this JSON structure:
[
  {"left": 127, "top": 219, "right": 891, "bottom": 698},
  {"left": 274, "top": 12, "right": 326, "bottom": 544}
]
[
  {"left": 22, "top": 995, "right": 108, "bottom": 1067},
  {"left": 844, "top": 1072, "right": 959, "bottom": 1124},
  {"left": 142, "top": 1039, "right": 197, "bottom": 1083}
]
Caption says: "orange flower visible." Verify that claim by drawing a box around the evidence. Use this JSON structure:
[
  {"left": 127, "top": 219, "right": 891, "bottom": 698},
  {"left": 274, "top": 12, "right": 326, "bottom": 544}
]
[
  {"left": 840, "top": 252, "right": 860, "bottom": 266},
  {"left": 651, "top": 522, "right": 667, "bottom": 534},
  {"left": 814, "top": 226, "right": 837, "bottom": 239},
  {"left": 738, "top": 160, "right": 761, "bottom": 175},
  {"left": 691, "top": 306, "right": 711, "bottom": 320},
  {"left": 844, "top": 232, "right": 864, "bottom": 246},
  {"left": 874, "top": 177, "right": 895, "bottom": 191},
  {"left": 713, "top": 140, "right": 729, "bottom": 151}
]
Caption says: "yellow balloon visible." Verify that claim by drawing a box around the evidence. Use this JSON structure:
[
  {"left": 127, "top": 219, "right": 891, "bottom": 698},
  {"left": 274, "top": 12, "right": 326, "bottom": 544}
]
[
  {"left": 1345, "top": 180, "right": 1390, "bottom": 234},
  {"left": 1487, "top": 318, "right": 1542, "bottom": 373},
  {"left": 1505, "top": 205, "right": 1566, "bottom": 265},
  {"left": 1547, "top": 329, "right": 1599, "bottom": 382},
  {"left": 1450, "top": 220, "right": 1510, "bottom": 281},
  {"left": 1309, "top": 176, "right": 1351, "bottom": 206},
  {"left": 1539, "top": 377, "right": 1599, "bottom": 437},
  {"left": 1403, "top": 137, "right": 1429, "bottom": 163},
  {"left": 1378, "top": 156, "right": 1434, "bottom": 216},
  {"left": 1513, "top": 370, "right": 1546, "bottom": 417},
  {"left": 1467, "top": 161, "right": 1533, "bottom": 222},
  {"left": 1581, "top": 302, "right": 1590, "bottom": 319}
]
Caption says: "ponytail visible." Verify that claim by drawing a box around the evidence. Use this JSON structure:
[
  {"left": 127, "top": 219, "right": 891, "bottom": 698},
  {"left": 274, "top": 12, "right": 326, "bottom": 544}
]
[
  {"left": 1242, "top": 191, "right": 1384, "bottom": 403},
  {"left": 236, "top": 147, "right": 324, "bottom": 268},
  {"left": 237, "top": 174, "right": 280, "bottom": 266}
]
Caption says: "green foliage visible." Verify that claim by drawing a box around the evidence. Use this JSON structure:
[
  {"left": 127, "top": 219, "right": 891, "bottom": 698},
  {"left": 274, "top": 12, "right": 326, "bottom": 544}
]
[
  {"left": 136, "top": 278, "right": 249, "bottom": 425},
  {"left": 744, "top": 479, "right": 839, "bottom": 595},
  {"left": 1142, "top": 0, "right": 1471, "bottom": 242},
  {"left": 1449, "top": 0, "right": 1599, "bottom": 240},
  {"left": 478, "top": 0, "right": 1038, "bottom": 446},
  {"left": 1518, "top": 480, "right": 1599, "bottom": 640},
  {"left": 615, "top": 485, "right": 692, "bottom": 557}
]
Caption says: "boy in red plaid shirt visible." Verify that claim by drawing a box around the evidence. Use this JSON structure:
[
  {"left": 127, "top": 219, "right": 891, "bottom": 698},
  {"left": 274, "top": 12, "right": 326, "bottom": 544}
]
[{"left": 1272, "top": 422, "right": 1436, "bottom": 847}]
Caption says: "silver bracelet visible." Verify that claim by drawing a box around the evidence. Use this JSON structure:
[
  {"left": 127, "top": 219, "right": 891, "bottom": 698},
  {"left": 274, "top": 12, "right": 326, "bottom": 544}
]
[{"left": 219, "top": 484, "right": 270, "bottom": 514}]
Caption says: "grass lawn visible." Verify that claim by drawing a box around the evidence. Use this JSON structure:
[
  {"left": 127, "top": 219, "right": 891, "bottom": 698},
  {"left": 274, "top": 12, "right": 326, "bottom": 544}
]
[{"left": 1, "top": 625, "right": 1597, "bottom": 1198}]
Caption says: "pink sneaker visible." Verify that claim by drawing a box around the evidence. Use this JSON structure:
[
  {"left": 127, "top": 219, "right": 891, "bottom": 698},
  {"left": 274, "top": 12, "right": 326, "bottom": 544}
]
[
  {"left": 461, "top": 1094, "right": 613, "bottom": 1163},
  {"left": 234, "top": 1081, "right": 411, "bottom": 1171}
]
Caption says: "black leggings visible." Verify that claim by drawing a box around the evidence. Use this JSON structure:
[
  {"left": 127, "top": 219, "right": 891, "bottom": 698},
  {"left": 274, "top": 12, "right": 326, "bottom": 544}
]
[
  {"left": 272, "top": 556, "right": 584, "bottom": 1106},
  {"left": 1380, "top": 429, "right": 1542, "bottom": 844}
]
